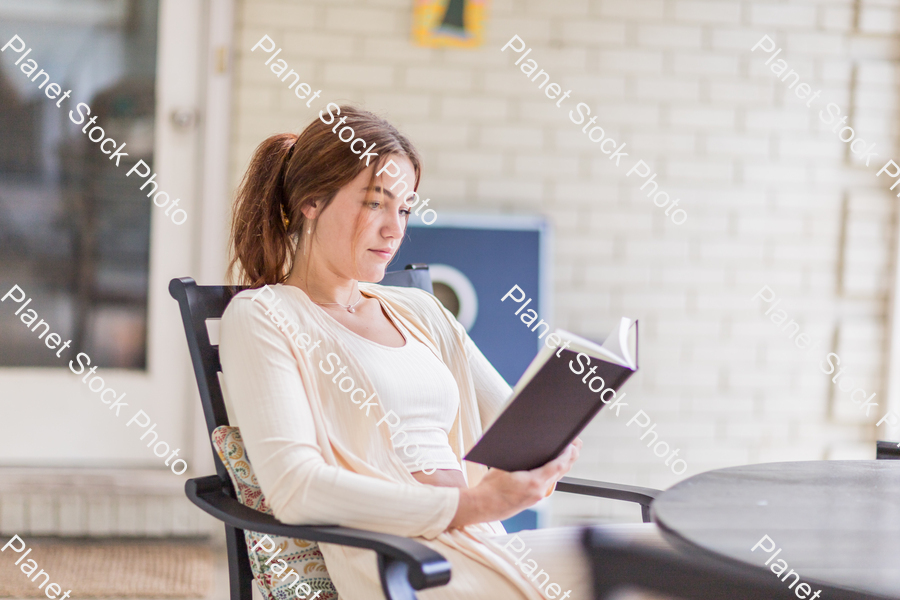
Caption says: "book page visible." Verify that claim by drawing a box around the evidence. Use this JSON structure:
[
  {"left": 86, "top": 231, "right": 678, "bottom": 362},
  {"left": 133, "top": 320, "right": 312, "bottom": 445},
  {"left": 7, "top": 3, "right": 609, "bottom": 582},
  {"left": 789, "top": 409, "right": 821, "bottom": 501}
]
[
  {"left": 509, "top": 342, "right": 557, "bottom": 400},
  {"left": 599, "top": 317, "right": 636, "bottom": 369},
  {"left": 564, "top": 319, "right": 636, "bottom": 369},
  {"left": 507, "top": 318, "right": 637, "bottom": 403}
]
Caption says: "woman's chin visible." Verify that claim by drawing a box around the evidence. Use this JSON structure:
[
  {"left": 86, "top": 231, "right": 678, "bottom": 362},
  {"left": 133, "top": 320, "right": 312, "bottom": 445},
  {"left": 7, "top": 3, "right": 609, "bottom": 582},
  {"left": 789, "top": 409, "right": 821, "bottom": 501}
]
[{"left": 358, "top": 265, "right": 388, "bottom": 283}]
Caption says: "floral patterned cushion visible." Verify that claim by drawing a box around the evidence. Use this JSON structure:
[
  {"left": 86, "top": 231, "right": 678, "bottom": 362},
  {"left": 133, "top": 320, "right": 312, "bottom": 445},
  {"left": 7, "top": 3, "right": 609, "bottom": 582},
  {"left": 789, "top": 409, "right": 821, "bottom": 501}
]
[{"left": 212, "top": 426, "right": 339, "bottom": 600}]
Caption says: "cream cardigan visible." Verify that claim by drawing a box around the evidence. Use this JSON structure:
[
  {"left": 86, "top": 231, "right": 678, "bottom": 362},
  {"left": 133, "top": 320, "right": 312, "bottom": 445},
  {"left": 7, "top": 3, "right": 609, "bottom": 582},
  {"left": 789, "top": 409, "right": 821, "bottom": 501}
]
[{"left": 219, "top": 282, "right": 551, "bottom": 600}]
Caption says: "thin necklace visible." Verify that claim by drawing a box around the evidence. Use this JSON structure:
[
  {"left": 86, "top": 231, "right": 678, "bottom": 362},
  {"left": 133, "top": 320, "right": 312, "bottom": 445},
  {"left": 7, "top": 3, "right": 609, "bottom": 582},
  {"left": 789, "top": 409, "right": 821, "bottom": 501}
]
[{"left": 313, "top": 291, "right": 364, "bottom": 313}]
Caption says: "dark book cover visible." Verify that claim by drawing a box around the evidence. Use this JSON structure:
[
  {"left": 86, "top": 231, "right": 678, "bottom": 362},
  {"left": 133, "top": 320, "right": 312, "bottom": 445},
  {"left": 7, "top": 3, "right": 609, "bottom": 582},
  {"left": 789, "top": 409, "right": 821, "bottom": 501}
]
[{"left": 465, "top": 331, "right": 637, "bottom": 472}]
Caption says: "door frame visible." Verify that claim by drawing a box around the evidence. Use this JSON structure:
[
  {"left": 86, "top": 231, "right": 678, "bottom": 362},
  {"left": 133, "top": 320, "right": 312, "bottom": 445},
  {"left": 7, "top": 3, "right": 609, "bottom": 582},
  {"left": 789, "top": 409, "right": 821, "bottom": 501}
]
[{"left": 0, "top": 0, "right": 235, "bottom": 534}]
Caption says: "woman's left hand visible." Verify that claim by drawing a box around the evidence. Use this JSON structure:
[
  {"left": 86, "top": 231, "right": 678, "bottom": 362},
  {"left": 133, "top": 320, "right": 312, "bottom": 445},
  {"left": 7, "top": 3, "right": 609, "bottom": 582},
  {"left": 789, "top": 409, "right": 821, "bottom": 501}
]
[{"left": 544, "top": 437, "right": 582, "bottom": 496}]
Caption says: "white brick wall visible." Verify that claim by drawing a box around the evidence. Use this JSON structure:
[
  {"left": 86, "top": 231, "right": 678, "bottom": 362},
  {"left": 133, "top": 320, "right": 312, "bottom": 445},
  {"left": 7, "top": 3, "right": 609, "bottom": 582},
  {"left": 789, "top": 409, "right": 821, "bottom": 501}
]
[
  {"left": 0, "top": 469, "right": 216, "bottom": 537},
  {"left": 230, "top": 0, "right": 900, "bottom": 524}
]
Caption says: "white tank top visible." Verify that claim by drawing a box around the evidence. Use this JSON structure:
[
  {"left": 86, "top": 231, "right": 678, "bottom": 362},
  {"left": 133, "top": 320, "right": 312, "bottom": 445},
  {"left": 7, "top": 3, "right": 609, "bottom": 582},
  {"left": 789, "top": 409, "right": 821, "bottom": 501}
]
[{"left": 326, "top": 307, "right": 462, "bottom": 473}]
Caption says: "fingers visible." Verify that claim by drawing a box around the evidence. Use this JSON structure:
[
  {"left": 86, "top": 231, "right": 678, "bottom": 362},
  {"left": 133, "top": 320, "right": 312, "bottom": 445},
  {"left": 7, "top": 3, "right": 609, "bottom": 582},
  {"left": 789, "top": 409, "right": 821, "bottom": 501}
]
[
  {"left": 569, "top": 443, "right": 580, "bottom": 465},
  {"left": 533, "top": 445, "right": 574, "bottom": 479},
  {"left": 551, "top": 443, "right": 580, "bottom": 479},
  {"left": 569, "top": 441, "right": 581, "bottom": 459},
  {"left": 542, "top": 456, "right": 576, "bottom": 498}
]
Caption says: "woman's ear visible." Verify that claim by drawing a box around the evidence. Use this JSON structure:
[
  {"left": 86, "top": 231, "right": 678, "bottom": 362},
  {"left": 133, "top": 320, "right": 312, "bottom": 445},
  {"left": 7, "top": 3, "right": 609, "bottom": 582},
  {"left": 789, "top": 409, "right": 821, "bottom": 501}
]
[{"left": 300, "top": 199, "right": 319, "bottom": 221}]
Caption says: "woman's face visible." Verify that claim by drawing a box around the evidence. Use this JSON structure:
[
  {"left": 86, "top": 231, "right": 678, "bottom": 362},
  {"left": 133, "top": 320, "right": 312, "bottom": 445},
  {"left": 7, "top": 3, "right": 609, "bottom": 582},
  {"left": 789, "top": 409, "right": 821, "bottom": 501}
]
[{"left": 306, "top": 154, "right": 417, "bottom": 283}]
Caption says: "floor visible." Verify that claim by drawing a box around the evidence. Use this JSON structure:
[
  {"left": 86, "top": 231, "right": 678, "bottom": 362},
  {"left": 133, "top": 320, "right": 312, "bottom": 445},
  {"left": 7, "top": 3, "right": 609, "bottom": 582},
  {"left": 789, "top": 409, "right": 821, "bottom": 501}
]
[{"left": 4, "top": 530, "right": 238, "bottom": 600}]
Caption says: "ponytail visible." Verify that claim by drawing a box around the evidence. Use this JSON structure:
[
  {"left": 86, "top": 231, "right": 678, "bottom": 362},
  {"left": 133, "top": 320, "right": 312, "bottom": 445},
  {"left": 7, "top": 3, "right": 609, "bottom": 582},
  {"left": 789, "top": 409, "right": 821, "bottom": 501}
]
[
  {"left": 229, "top": 105, "right": 422, "bottom": 288},
  {"left": 229, "top": 133, "right": 298, "bottom": 287}
]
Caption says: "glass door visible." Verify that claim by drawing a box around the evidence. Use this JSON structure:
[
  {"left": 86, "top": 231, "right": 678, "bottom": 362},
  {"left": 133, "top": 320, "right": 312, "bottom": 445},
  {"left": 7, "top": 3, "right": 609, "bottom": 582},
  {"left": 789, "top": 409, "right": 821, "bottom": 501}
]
[{"left": 0, "top": 0, "right": 202, "bottom": 471}]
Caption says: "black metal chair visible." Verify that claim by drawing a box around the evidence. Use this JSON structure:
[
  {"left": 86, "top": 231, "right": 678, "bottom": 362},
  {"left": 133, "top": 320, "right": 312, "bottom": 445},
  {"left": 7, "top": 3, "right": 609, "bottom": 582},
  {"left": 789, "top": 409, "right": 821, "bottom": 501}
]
[
  {"left": 582, "top": 528, "right": 896, "bottom": 600},
  {"left": 169, "top": 264, "right": 661, "bottom": 600},
  {"left": 876, "top": 440, "right": 900, "bottom": 460}
]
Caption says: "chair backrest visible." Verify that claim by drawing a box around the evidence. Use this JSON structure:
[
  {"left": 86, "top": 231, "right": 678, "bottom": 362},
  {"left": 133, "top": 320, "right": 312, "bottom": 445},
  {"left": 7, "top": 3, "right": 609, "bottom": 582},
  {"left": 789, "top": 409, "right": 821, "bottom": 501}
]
[
  {"left": 876, "top": 440, "right": 900, "bottom": 460},
  {"left": 168, "top": 264, "right": 432, "bottom": 480}
]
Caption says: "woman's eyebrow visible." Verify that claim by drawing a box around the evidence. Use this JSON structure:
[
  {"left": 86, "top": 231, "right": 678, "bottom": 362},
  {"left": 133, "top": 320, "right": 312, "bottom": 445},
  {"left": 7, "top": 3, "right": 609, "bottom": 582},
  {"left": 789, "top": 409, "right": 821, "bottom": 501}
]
[{"left": 363, "top": 185, "right": 396, "bottom": 199}]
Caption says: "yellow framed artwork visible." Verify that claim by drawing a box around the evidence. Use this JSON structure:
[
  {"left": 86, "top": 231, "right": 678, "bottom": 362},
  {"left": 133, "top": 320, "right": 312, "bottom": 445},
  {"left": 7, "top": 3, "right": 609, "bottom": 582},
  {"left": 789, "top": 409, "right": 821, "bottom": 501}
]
[{"left": 412, "top": 0, "right": 489, "bottom": 49}]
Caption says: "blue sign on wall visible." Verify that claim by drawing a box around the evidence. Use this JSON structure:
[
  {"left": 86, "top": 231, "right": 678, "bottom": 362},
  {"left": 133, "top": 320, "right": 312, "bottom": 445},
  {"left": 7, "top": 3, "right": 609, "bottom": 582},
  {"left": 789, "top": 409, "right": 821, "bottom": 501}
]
[{"left": 389, "top": 215, "right": 550, "bottom": 386}]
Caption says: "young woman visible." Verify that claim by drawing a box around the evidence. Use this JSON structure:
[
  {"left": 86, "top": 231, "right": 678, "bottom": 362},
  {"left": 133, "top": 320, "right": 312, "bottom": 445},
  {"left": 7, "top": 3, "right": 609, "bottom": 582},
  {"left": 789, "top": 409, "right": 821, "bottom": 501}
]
[{"left": 220, "top": 105, "right": 663, "bottom": 600}]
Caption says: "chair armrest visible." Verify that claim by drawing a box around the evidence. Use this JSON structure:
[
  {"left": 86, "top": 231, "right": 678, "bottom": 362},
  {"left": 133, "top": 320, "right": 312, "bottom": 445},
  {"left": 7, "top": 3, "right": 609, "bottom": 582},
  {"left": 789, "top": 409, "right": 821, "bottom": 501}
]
[
  {"left": 186, "top": 475, "right": 451, "bottom": 594},
  {"left": 876, "top": 440, "right": 900, "bottom": 460},
  {"left": 555, "top": 476, "right": 662, "bottom": 523}
]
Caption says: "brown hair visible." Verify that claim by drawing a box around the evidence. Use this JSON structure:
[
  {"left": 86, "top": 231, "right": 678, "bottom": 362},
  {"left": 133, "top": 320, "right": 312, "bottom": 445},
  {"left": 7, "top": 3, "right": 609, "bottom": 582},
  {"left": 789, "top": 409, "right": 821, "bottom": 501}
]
[{"left": 229, "top": 104, "right": 422, "bottom": 287}]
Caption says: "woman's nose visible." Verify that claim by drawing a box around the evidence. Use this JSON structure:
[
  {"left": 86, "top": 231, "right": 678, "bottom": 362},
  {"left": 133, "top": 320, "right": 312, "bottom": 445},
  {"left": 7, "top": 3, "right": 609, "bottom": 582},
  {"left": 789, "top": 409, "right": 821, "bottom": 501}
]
[{"left": 383, "top": 212, "right": 405, "bottom": 237}]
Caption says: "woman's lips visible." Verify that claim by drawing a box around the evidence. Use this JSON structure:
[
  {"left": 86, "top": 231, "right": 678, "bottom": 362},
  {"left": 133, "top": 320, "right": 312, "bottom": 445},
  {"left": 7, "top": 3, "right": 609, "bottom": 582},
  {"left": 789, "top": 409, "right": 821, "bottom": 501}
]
[{"left": 370, "top": 249, "right": 392, "bottom": 260}]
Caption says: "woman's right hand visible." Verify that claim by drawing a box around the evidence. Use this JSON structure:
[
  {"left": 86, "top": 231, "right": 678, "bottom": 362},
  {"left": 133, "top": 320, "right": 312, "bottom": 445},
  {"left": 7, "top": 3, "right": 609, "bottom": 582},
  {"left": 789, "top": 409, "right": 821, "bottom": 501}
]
[{"left": 448, "top": 440, "right": 581, "bottom": 529}]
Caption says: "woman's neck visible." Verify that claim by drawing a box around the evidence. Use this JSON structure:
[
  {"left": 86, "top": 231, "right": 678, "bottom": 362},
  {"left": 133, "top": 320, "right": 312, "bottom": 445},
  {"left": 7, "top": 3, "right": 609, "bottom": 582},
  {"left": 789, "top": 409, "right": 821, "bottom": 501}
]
[{"left": 285, "top": 263, "right": 360, "bottom": 306}]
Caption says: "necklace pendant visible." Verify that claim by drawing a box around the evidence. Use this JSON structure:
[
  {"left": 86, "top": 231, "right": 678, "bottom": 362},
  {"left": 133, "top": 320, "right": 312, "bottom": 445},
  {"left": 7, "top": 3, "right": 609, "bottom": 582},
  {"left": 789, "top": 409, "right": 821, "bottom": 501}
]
[{"left": 348, "top": 306, "right": 355, "bottom": 313}]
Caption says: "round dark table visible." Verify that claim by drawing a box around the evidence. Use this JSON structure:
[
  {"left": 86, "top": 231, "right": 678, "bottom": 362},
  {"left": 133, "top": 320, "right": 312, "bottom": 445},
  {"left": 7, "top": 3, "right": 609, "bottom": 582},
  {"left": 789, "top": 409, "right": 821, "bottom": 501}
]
[{"left": 652, "top": 461, "right": 900, "bottom": 598}]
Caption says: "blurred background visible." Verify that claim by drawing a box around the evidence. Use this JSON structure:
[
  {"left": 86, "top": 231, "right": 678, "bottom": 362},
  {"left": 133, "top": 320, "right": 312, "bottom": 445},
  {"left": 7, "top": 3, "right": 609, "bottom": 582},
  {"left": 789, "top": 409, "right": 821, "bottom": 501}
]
[{"left": 2, "top": 0, "right": 900, "bottom": 596}]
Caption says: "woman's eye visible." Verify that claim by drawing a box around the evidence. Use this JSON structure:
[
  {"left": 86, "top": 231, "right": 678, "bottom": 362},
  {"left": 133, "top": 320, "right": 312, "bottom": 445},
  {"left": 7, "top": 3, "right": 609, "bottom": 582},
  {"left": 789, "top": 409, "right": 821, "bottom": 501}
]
[
  {"left": 367, "top": 201, "right": 381, "bottom": 210},
  {"left": 400, "top": 208, "right": 412, "bottom": 216}
]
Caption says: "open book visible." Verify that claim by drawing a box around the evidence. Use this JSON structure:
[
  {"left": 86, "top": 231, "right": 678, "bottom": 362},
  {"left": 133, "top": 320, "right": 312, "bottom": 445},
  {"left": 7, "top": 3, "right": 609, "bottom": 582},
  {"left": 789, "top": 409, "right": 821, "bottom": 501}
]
[{"left": 464, "top": 318, "right": 638, "bottom": 472}]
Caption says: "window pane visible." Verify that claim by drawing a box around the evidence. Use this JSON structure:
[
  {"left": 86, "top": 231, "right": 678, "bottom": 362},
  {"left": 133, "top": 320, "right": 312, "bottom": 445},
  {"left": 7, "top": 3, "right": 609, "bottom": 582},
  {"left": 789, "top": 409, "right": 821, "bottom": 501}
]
[{"left": 0, "top": 0, "right": 159, "bottom": 369}]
